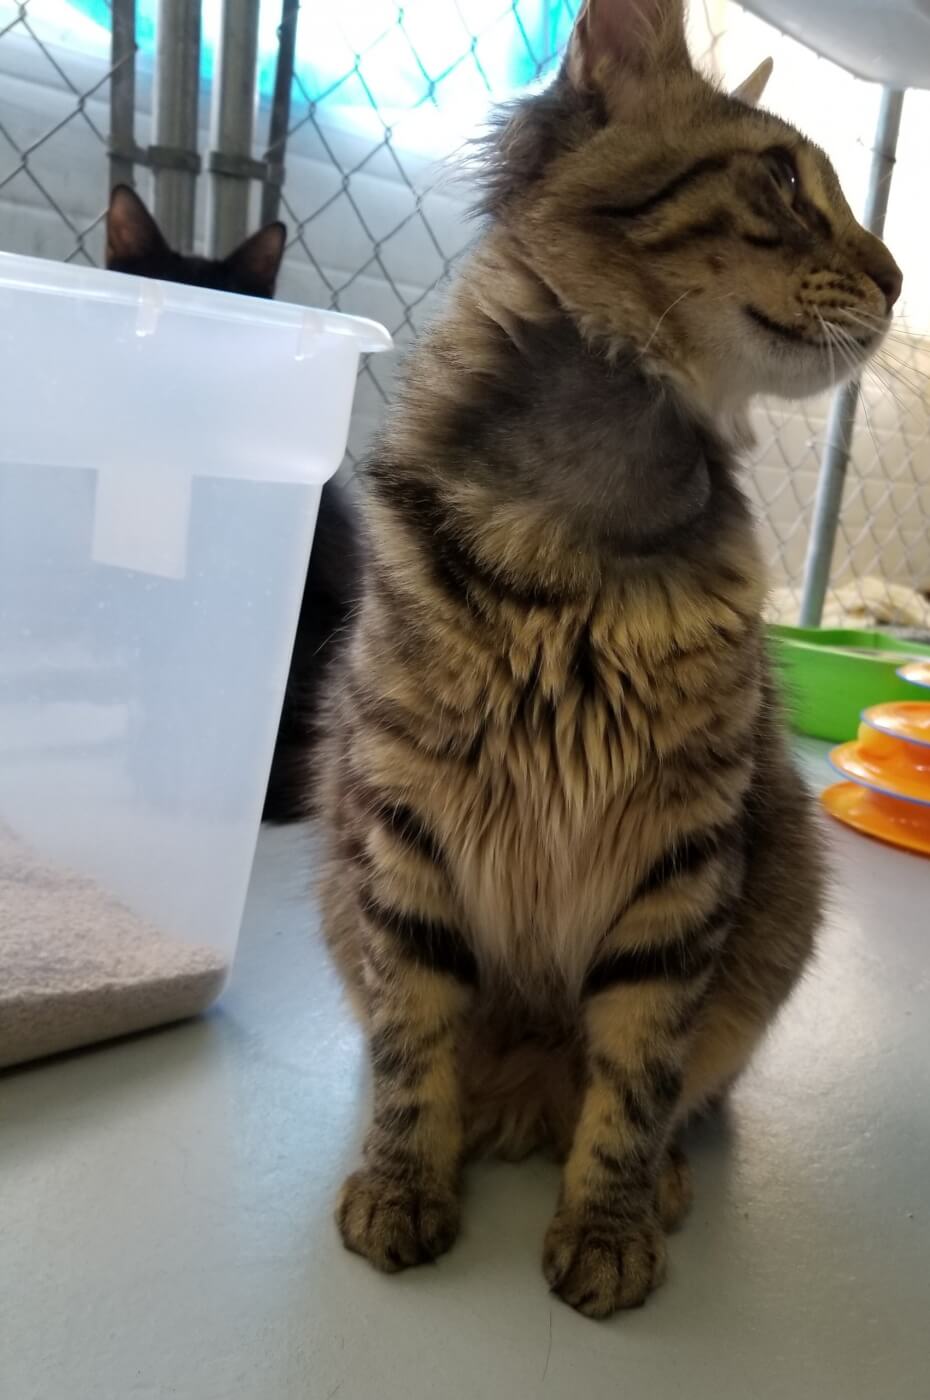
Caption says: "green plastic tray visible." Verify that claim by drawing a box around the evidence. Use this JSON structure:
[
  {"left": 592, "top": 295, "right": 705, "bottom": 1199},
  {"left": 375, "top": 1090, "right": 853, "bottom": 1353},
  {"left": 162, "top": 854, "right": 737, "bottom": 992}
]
[{"left": 768, "top": 625, "right": 930, "bottom": 742}]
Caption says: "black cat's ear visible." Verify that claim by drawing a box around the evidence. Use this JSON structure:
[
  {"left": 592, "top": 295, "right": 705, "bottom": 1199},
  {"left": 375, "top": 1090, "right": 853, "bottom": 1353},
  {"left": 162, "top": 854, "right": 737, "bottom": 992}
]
[
  {"left": 224, "top": 222, "right": 287, "bottom": 298},
  {"left": 106, "top": 185, "right": 168, "bottom": 265}
]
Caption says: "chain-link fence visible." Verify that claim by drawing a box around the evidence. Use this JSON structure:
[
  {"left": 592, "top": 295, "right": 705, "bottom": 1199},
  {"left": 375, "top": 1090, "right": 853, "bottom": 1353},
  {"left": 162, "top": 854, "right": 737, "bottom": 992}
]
[
  {"left": 0, "top": 0, "right": 118, "bottom": 264},
  {"left": 274, "top": 1, "right": 584, "bottom": 473},
  {"left": 1, "top": 0, "right": 928, "bottom": 630}
]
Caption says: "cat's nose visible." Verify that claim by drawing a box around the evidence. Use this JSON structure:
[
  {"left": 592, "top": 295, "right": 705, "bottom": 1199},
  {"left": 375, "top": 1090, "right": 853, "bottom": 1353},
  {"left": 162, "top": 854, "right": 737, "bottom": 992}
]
[{"left": 861, "top": 237, "right": 903, "bottom": 313}]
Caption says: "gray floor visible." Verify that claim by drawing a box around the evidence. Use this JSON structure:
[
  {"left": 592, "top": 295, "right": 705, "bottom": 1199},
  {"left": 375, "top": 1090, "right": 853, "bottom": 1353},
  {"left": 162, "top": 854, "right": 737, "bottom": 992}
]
[{"left": 4, "top": 743, "right": 929, "bottom": 1400}]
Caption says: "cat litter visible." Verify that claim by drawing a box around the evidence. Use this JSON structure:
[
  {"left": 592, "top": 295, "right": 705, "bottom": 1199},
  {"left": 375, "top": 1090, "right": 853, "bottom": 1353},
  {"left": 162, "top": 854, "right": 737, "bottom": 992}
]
[
  {"left": 0, "top": 825, "right": 227, "bottom": 1069},
  {"left": 0, "top": 253, "right": 388, "bottom": 1062}
]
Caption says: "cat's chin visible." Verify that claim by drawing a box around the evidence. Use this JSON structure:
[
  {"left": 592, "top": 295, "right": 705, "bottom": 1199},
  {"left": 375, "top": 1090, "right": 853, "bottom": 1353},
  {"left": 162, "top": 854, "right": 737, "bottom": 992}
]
[{"left": 744, "top": 333, "right": 880, "bottom": 402}]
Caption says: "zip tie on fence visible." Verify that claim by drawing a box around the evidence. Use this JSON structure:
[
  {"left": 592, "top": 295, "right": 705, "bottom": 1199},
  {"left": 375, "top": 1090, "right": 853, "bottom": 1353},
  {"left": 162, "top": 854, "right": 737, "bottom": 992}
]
[
  {"left": 147, "top": 144, "right": 202, "bottom": 175},
  {"left": 206, "top": 152, "right": 268, "bottom": 182}
]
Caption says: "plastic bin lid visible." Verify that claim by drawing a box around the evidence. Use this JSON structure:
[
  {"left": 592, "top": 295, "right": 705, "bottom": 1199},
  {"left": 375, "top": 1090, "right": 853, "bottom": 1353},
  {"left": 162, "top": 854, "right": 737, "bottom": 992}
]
[
  {"left": 740, "top": 0, "right": 930, "bottom": 89},
  {"left": 0, "top": 251, "right": 393, "bottom": 354}
]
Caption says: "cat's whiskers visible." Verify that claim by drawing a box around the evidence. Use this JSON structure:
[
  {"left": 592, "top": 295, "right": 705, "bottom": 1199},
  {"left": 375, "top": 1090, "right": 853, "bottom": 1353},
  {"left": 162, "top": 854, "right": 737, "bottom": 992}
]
[
  {"left": 868, "top": 345, "right": 928, "bottom": 399},
  {"left": 843, "top": 303, "right": 919, "bottom": 337},
  {"left": 814, "top": 310, "right": 837, "bottom": 389},
  {"left": 817, "top": 315, "right": 874, "bottom": 431},
  {"left": 826, "top": 320, "right": 888, "bottom": 458},
  {"left": 816, "top": 312, "right": 860, "bottom": 378},
  {"left": 639, "top": 288, "right": 693, "bottom": 355},
  {"left": 837, "top": 306, "right": 926, "bottom": 360},
  {"left": 872, "top": 351, "right": 930, "bottom": 405},
  {"left": 827, "top": 307, "right": 929, "bottom": 403},
  {"left": 851, "top": 332, "right": 930, "bottom": 401},
  {"left": 863, "top": 356, "right": 917, "bottom": 419},
  {"left": 851, "top": 319, "right": 925, "bottom": 416}
]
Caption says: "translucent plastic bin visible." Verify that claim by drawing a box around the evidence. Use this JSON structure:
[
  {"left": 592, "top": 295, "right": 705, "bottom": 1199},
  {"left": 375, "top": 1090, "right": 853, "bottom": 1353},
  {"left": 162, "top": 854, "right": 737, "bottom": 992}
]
[{"left": 0, "top": 253, "right": 390, "bottom": 1065}]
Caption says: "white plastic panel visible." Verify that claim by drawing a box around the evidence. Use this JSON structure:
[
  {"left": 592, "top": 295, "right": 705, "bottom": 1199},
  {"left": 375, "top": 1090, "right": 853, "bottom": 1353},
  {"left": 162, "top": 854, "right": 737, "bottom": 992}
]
[
  {"left": 741, "top": 0, "right": 930, "bottom": 89},
  {"left": 0, "top": 254, "right": 390, "bottom": 974}
]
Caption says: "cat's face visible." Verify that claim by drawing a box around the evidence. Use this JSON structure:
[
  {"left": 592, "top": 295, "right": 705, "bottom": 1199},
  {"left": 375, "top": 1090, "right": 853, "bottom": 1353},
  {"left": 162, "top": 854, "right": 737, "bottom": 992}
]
[
  {"left": 488, "top": 0, "right": 901, "bottom": 408},
  {"left": 106, "top": 185, "right": 286, "bottom": 299}
]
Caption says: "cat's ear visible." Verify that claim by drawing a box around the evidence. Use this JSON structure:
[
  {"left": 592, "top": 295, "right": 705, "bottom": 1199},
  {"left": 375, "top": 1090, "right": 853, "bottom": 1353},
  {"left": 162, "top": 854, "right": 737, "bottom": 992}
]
[
  {"left": 731, "top": 57, "right": 773, "bottom": 107},
  {"left": 566, "top": 0, "right": 691, "bottom": 90},
  {"left": 224, "top": 222, "right": 286, "bottom": 298},
  {"left": 106, "top": 185, "right": 168, "bottom": 265}
]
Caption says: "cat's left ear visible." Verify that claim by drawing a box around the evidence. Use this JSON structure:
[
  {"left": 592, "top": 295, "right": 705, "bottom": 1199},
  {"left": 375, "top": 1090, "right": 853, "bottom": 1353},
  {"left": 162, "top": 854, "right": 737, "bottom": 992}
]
[
  {"left": 566, "top": 0, "right": 691, "bottom": 91},
  {"left": 731, "top": 56, "right": 773, "bottom": 107},
  {"left": 106, "top": 184, "right": 168, "bottom": 265},
  {"left": 225, "top": 222, "right": 287, "bottom": 298}
]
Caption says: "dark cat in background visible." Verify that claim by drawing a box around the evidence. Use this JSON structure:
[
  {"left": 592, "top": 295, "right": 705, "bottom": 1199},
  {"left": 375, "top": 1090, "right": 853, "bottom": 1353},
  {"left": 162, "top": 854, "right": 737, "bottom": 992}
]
[
  {"left": 107, "top": 183, "right": 286, "bottom": 294},
  {"left": 106, "top": 185, "right": 359, "bottom": 822}
]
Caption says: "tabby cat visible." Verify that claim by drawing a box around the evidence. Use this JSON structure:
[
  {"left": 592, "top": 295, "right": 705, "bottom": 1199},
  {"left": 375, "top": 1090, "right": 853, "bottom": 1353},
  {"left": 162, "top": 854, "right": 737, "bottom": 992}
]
[
  {"left": 315, "top": 0, "right": 902, "bottom": 1317},
  {"left": 105, "top": 185, "right": 358, "bottom": 822}
]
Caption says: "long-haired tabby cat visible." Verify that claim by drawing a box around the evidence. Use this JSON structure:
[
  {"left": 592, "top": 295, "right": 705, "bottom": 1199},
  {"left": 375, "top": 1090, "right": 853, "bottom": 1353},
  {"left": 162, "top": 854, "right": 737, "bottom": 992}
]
[
  {"left": 316, "top": 0, "right": 901, "bottom": 1317},
  {"left": 105, "top": 185, "right": 359, "bottom": 822}
]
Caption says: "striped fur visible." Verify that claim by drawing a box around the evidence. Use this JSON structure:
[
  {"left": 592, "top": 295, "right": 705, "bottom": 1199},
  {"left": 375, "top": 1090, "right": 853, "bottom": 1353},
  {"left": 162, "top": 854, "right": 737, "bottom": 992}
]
[{"left": 316, "top": 0, "right": 899, "bottom": 1317}]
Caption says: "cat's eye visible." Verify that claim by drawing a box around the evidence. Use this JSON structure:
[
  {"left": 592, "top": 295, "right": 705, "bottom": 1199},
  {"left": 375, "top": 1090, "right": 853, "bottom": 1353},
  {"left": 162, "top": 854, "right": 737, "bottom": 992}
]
[{"left": 763, "top": 147, "right": 799, "bottom": 202}]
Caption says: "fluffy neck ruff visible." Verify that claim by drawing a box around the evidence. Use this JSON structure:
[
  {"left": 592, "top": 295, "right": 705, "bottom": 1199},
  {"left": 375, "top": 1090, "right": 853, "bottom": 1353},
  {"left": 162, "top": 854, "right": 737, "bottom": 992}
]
[{"left": 376, "top": 233, "right": 752, "bottom": 599}]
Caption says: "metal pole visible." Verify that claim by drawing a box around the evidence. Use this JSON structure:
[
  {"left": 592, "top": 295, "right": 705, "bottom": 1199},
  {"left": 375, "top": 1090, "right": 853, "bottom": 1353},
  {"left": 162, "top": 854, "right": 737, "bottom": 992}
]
[
  {"left": 260, "top": 0, "right": 299, "bottom": 227},
  {"left": 109, "top": 0, "right": 138, "bottom": 191},
  {"left": 152, "top": 0, "right": 202, "bottom": 251},
  {"left": 798, "top": 86, "right": 905, "bottom": 627},
  {"left": 207, "top": 0, "right": 262, "bottom": 256}
]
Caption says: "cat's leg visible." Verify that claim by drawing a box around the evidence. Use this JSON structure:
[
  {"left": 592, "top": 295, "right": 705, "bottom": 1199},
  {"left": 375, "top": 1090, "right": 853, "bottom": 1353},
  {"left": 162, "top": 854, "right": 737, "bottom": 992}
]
[
  {"left": 680, "top": 750, "right": 823, "bottom": 1114},
  {"left": 544, "top": 747, "right": 822, "bottom": 1316},
  {"left": 335, "top": 885, "right": 477, "bottom": 1272},
  {"left": 543, "top": 895, "right": 731, "bottom": 1317},
  {"left": 662, "top": 801, "right": 820, "bottom": 1251}
]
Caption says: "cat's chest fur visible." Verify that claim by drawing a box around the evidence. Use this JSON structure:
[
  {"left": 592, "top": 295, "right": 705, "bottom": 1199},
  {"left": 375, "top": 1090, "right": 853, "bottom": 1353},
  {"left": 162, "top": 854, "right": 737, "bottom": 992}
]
[
  {"left": 441, "top": 568, "right": 762, "bottom": 991},
  {"left": 452, "top": 760, "right": 641, "bottom": 991}
]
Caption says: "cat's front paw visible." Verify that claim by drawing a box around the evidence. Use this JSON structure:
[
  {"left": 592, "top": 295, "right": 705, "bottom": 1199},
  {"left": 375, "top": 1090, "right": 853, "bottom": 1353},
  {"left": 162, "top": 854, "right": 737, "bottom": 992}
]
[
  {"left": 336, "top": 1169, "right": 460, "bottom": 1272},
  {"left": 542, "top": 1208, "right": 667, "bottom": 1318}
]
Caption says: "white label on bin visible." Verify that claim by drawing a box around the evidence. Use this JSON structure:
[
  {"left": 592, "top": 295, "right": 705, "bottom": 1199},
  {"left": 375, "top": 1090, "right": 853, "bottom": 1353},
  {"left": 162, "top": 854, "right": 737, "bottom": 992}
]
[{"left": 92, "top": 465, "right": 192, "bottom": 579}]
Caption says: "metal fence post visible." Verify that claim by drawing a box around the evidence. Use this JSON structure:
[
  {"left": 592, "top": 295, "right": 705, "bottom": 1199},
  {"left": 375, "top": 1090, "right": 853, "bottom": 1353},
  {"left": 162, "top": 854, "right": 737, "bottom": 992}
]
[
  {"left": 261, "top": 0, "right": 299, "bottom": 227},
  {"left": 798, "top": 86, "right": 905, "bottom": 628},
  {"left": 207, "top": 0, "right": 263, "bottom": 256},
  {"left": 109, "top": 0, "right": 139, "bottom": 192},
  {"left": 152, "top": 0, "right": 202, "bottom": 251}
]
